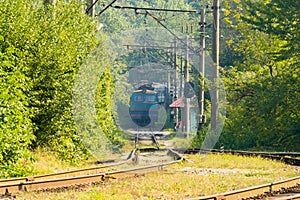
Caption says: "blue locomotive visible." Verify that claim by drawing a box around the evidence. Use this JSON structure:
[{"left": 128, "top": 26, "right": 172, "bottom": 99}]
[{"left": 129, "top": 83, "right": 164, "bottom": 127}]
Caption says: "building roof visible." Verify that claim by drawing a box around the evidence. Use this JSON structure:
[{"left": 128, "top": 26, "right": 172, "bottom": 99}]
[
  {"left": 169, "top": 98, "right": 184, "bottom": 108},
  {"left": 169, "top": 97, "right": 198, "bottom": 108}
]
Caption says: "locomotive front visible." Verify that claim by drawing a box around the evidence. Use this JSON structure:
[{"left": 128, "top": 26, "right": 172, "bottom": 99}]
[{"left": 129, "top": 84, "right": 161, "bottom": 127}]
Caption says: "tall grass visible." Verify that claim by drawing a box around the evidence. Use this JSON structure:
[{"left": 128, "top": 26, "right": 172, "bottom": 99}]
[{"left": 18, "top": 153, "right": 299, "bottom": 200}]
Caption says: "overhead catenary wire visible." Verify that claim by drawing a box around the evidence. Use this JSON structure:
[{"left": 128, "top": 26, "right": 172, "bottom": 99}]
[
  {"left": 92, "top": 0, "right": 118, "bottom": 16},
  {"left": 110, "top": 3, "right": 202, "bottom": 52},
  {"left": 144, "top": 11, "right": 203, "bottom": 57},
  {"left": 95, "top": 1, "right": 213, "bottom": 130},
  {"left": 111, "top": 5, "right": 198, "bottom": 13}
]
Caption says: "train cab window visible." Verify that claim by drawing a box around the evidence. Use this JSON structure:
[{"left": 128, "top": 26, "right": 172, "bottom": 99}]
[
  {"left": 134, "top": 94, "right": 144, "bottom": 102},
  {"left": 146, "top": 95, "right": 156, "bottom": 102}
]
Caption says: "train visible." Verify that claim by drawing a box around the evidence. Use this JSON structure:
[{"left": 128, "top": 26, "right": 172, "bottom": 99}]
[{"left": 129, "top": 83, "right": 165, "bottom": 127}]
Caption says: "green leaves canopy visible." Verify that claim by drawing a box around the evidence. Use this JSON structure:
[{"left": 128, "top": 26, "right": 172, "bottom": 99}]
[
  {"left": 0, "top": 0, "right": 100, "bottom": 176},
  {"left": 0, "top": 40, "right": 35, "bottom": 177},
  {"left": 219, "top": 0, "right": 300, "bottom": 151},
  {"left": 243, "top": 0, "right": 300, "bottom": 62}
]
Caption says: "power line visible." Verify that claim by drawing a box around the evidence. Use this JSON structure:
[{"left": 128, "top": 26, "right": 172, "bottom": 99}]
[
  {"left": 111, "top": 5, "right": 202, "bottom": 57},
  {"left": 86, "top": 0, "right": 118, "bottom": 16},
  {"left": 112, "top": 5, "right": 198, "bottom": 13},
  {"left": 146, "top": 12, "right": 202, "bottom": 56}
]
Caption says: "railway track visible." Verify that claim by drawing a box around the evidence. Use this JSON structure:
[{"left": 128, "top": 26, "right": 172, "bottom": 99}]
[
  {"left": 183, "top": 149, "right": 300, "bottom": 200},
  {"left": 179, "top": 148, "right": 300, "bottom": 166},
  {"left": 188, "top": 176, "right": 300, "bottom": 200},
  {"left": 1, "top": 148, "right": 299, "bottom": 199},
  {"left": 0, "top": 148, "right": 182, "bottom": 196},
  {"left": 0, "top": 149, "right": 138, "bottom": 192}
]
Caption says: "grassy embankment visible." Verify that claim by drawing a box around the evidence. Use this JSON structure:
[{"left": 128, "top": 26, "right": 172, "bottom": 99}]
[{"left": 18, "top": 151, "right": 299, "bottom": 200}]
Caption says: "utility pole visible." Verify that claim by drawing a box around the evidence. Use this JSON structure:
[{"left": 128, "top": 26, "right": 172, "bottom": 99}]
[
  {"left": 173, "top": 38, "right": 178, "bottom": 126},
  {"left": 87, "top": 0, "right": 96, "bottom": 17},
  {"left": 198, "top": 8, "right": 206, "bottom": 131},
  {"left": 183, "top": 36, "right": 190, "bottom": 135},
  {"left": 167, "top": 50, "right": 171, "bottom": 109},
  {"left": 179, "top": 57, "right": 183, "bottom": 98},
  {"left": 211, "top": 0, "right": 220, "bottom": 134}
]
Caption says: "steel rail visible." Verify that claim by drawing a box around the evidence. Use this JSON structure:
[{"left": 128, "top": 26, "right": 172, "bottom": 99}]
[
  {"left": 187, "top": 176, "right": 300, "bottom": 200},
  {"left": 270, "top": 193, "right": 300, "bottom": 200},
  {"left": 0, "top": 149, "right": 183, "bottom": 194},
  {"left": 181, "top": 148, "right": 300, "bottom": 200},
  {"left": 223, "top": 149, "right": 300, "bottom": 158},
  {"left": 178, "top": 148, "right": 300, "bottom": 157},
  {"left": 1, "top": 148, "right": 299, "bottom": 199},
  {"left": 0, "top": 149, "right": 137, "bottom": 189},
  {"left": 177, "top": 148, "right": 300, "bottom": 165}
]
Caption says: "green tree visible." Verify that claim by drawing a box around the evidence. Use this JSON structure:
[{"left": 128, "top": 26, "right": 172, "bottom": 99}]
[
  {"left": 96, "top": 66, "right": 124, "bottom": 148},
  {"left": 0, "top": 0, "right": 101, "bottom": 173},
  {"left": 219, "top": 0, "right": 300, "bottom": 151},
  {"left": 242, "top": 0, "right": 300, "bottom": 62},
  {"left": 0, "top": 40, "right": 35, "bottom": 177},
  {"left": 27, "top": 1, "right": 97, "bottom": 163},
  {"left": 0, "top": 0, "right": 36, "bottom": 177}
]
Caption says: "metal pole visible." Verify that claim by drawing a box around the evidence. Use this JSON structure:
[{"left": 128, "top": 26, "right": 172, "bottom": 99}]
[
  {"left": 211, "top": 0, "right": 220, "bottom": 134},
  {"left": 88, "top": 0, "right": 95, "bottom": 17},
  {"left": 184, "top": 36, "right": 190, "bottom": 135},
  {"left": 167, "top": 51, "right": 171, "bottom": 108},
  {"left": 198, "top": 8, "right": 206, "bottom": 130},
  {"left": 174, "top": 38, "right": 178, "bottom": 125}
]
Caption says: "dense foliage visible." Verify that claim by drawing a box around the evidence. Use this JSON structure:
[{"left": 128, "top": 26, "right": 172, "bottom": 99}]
[
  {"left": 219, "top": 0, "right": 299, "bottom": 151},
  {"left": 0, "top": 39, "right": 35, "bottom": 177},
  {"left": 98, "top": 0, "right": 299, "bottom": 151},
  {"left": 0, "top": 0, "right": 299, "bottom": 178},
  {"left": 0, "top": 0, "right": 110, "bottom": 177},
  {"left": 96, "top": 65, "right": 124, "bottom": 148},
  {"left": 28, "top": 1, "right": 98, "bottom": 164}
]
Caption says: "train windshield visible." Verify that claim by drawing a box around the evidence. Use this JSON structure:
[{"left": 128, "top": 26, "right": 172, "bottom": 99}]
[
  {"left": 145, "top": 95, "right": 156, "bottom": 102},
  {"left": 133, "top": 94, "right": 143, "bottom": 102}
]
